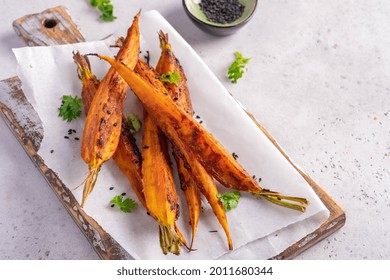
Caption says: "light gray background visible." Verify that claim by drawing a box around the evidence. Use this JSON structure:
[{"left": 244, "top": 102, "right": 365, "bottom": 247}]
[{"left": 0, "top": 0, "right": 389, "bottom": 259}]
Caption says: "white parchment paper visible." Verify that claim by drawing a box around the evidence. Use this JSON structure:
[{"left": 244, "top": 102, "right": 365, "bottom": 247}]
[{"left": 13, "top": 10, "right": 329, "bottom": 260}]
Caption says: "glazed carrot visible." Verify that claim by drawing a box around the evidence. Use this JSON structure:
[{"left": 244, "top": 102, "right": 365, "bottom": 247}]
[
  {"left": 93, "top": 54, "right": 309, "bottom": 212},
  {"left": 135, "top": 58, "right": 232, "bottom": 250},
  {"left": 142, "top": 109, "right": 182, "bottom": 255},
  {"left": 80, "top": 12, "right": 140, "bottom": 207},
  {"left": 72, "top": 52, "right": 100, "bottom": 115},
  {"left": 73, "top": 51, "right": 145, "bottom": 208},
  {"left": 155, "top": 31, "right": 202, "bottom": 249},
  {"left": 112, "top": 118, "right": 145, "bottom": 207},
  {"left": 134, "top": 59, "right": 189, "bottom": 253},
  {"left": 134, "top": 60, "right": 233, "bottom": 250}
]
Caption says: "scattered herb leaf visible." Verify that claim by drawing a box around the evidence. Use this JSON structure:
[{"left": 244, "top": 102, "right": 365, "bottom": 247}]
[
  {"left": 161, "top": 71, "right": 180, "bottom": 85},
  {"left": 90, "top": 0, "right": 117, "bottom": 22},
  {"left": 127, "top": 113, "right": 142, "bottom": 133},
  {"left": 228, "top": 51, "right": 250, "bottom": 83},
  {"left": 58, "top": 95, "right": 82, "bottom": 122},
  {"left": 110, "top": 195, "right": 137, "bottom": 213},
  {"left": 217, "top": 191, "right": 241, "bottom": 211}
]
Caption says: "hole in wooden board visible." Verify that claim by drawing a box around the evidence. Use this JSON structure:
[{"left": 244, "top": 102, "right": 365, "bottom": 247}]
[{"left": 43, "top": 18, "right": 57, "bottom": 29}]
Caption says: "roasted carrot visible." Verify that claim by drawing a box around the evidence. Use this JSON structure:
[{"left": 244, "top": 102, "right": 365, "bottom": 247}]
[
  {"left": 112, "top": 118, "right": 145, "bottom": 207},
  {"left": 135, "top": 58, "right": 232, "bottom": 250},
  {"left": 72, "top": 52, "right": 100, "bottom": 115},
  {"left": 156, "top": 31, "right": 202, "bottom": 249},
  {"left": 134, "top": 59, "right": 190, "bottom": 253},
  {"left": 73, "top": 51, "right": 145, "bottom": 208},
  {"left": 142, "top": 109, "right": 182, "bottom": 255},
  {"left": 93, "top": 54, "right": 309, "bottom": 212},
  {"left": 80, "top": 12, "right": 140, "bottom": 207}
]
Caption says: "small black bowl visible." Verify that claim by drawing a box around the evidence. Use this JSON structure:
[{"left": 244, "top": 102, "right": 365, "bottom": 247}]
[{"left": 182, "top": 0, "right": 258, "bottom": 36}]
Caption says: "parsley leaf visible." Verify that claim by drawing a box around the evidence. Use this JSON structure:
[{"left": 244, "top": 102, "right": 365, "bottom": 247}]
[
  {"left": 90, "top": 0, "right": 117, "bottom": 22},
  {"left": 58, "top": 95, "right": 82, "bottom": 122},
  {"left": 228, "top": 51, "right": 250, "bottom": 83},
  {"left": 127, "top": 113, "right": 142, "bottom": 133},
  {"left": 161, "top": 71, "right": 181, "bottom": 86},
  {"left": 110, "top": 195, "right": 138, "bottom": 213},
  {"left": 217, "top": 191, "right": 241, "bottom": 211}
]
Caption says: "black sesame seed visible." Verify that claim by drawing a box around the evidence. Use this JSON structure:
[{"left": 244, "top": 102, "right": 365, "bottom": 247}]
[
  {"left": 258, "top": 178, "right": 262, "bottom": 183},
  {"left": 74, "top": 137, "right": 80, "bottom": 140},
  {"left": 144, "top": 50, "right": 150, "bottom": 64},
  {"left": 196, "top": 115, "right": 201, "bottom": 119},
  {"left": 143, "top": 145, "right": 150, "bottom": 149},
  {"left": 72, "top": 129, "right": 76, "bottom": 133},
  {"left": 109, "top": 187, "right": 114, "bottom": 190},
  {"left": 121, "top": 192, "right": 126, "bottom": 196},
  {"left": 199, "top": 0, "right": 245, "bottom": 24},
  {"left": 184, "top": 161, "right": 191, "bottom": 170},
  {"left": 111, "top": 204, "right": 115, "bottom": 208},
  {"left": 50, "top": 150, "right": 54, "bottom": 153},
  {"left": 209, "top": 230, "right": 218, "bottom": 233},
  {"left": 64, "top": 136, "right": 69, "bottom": 139},
  {"left": 113, "top": 122, "right": 118, "bottom": 127},
  {"left": 199, "top": 120, "right": 203, "bottom": 124}
]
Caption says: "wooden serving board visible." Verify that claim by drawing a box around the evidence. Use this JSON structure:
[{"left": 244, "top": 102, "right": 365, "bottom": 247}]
[{"left": 0, "top": 6, "right": 345, "bottom": 260}]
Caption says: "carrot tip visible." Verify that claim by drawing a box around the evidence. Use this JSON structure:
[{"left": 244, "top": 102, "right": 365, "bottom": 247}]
[
  {"left": 159, "top": 225, "right": 182, "bottom": 256},
  {"left": 81, "top": 167, "right": 100, "bottom": 207},
  {"left": 254, "top": 191, "right": 309, "bottom": 212}
]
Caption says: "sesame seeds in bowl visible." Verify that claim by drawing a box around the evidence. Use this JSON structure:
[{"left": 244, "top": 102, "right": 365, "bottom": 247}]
[{"left": 183, "top": 0, "right": 258, "bottom": 36}]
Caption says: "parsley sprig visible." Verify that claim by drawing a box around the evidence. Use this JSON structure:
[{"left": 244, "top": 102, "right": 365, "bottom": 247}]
[
  {"left": 228, "top": 51, "right": 250, "bottom": 83},
  {"left": 217, "top": 191, "right": 241, "bottom": 211},
  {"left": 110, "top": 195, "right": 138, "bottom": 213},
  {"left": 58, "top": 95, "right": 82, "bottom": 122},
  {"left": 127, "top": 113, "right": 142, "bottom": 133},
  {"left": 90, "top": 0, "right": 117, "bottom": 22},
  {"left": 161, "top": 71, "right": 181, "bottom": 86}
]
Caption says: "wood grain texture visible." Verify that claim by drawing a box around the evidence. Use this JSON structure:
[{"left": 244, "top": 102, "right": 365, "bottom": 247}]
[
  {"left": 0, "top": 6, "right": 345, "bottom": 260},
  {"left": 13, "top": 6, "right": 84, "bottom": 46}
]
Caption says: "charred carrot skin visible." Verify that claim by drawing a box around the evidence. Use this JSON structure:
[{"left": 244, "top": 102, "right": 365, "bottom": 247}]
[
  {"left": 135, "top": 58, "right": 232, "bottom": 250},
  {"left": 73, "top": 51, "right": 145, "bottom": 208},
  {"left": 134, "top": 59, "right": 190, "bottom": 253},
  {"left": 80, "top": 12, "right": 140, "bottom": 207},
  {"left": 72, "top": 52, "right": 100, "bottom": 115},
  {"left": 113, "top": 119, "right": 145, "bottom": 207},
  {"left": 142, "top": 109, "right": 182, "bottom": 255},
  {"left": 156, "top": 32, "right": 202, "bottom": 249},
  {"left": 95, "top": 54, "right": 308, "bottom": 212}
]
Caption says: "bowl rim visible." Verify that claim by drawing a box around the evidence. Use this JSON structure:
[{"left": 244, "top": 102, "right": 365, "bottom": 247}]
[{"left": 182, "top": 0, "right": 258, "bottom": 29}]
